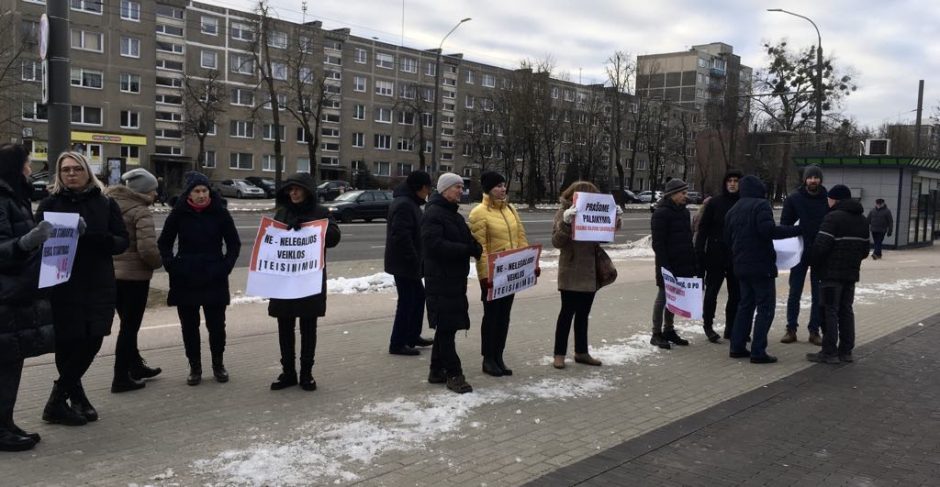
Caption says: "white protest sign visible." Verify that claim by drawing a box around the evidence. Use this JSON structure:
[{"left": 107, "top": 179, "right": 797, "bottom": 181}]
[
  {"left": 661, "top": 267, "right": 703, "bottom": 320},
  {"left": 487, "top": 244, "right": 542, "bottom": 301},
  {"left": 571, "top": 192, "right": 617, "bottom": 242},
  {"left": 38, "top": 212, "right": 80, "bottom": 288},
  {"left": 246, "top": 216, "right": 327, "bottom": 299},
  {"left": 774, "top": 236, "right": 803, "bottom": 271}
]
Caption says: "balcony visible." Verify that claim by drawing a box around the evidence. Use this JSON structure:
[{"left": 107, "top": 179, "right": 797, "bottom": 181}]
[{"left": 709, "top": 67, "right": 726, "bottom": 78}]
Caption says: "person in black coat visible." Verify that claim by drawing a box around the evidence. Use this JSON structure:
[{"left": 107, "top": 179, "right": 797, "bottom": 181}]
[
  {"left": 806, "top": 185, "right": 870, "bottom": 364},
  {"left": 37, "top": 151, "right": 130, "bottom": 426},
  {"left": 0, "top": 144, "right": 54, "bottom": 451},
  {"left": 268, "top": 173, "right": 341, "bottom": 391},
  {"left": 694, "top": 170, "right": 742, "bottom": 342},
  {"left": 650, "top": 179, "right": 697, "bottom": 349},
  {"left": 385, "top": 171, "right": 433, "bottom": 356},
  {"left": 422, "top": 173, "right": 481, "bottom": 394},
  {"left": 157, "top": 172, "right": 240, "bottom": 386},
  {"left": 724, "top": 175, "right": 801, "bottom": 364}
]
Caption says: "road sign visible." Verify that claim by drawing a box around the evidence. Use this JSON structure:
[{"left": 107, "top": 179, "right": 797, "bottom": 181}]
[{"left": 39, "top": 14, "right": 49, "bottom": 60}]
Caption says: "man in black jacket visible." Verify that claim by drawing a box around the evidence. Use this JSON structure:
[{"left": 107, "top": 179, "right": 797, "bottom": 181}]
[
  {"left": 650, "top": 179, "right": 697, "bottom": 349},
  {"left": 806, "top": 185, "right": 870, "bottom": 364},
  {"left": 385, "top": 171, "right": 433, "bottom": 356},
  {"left": 867, "top": 198, "right": 893, "bottom": 259},
  {"left": 694, "top": 170, "right": 742, "bottom": 343}
]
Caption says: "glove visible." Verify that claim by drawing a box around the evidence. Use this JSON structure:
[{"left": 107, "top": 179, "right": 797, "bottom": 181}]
[
  {"left": 470, "top": 241, "right": 483, "bottom": 259},
  {"left": 563, "top": 207, "right": 577, "bottom": 224},
  {"left": 18, "top": 221, "right": 53, "bottom": 251},
  {"left": 77, "top": 216, "right": 87, "bottom": 235},
  {"left": 534, "top": 267, "right": 541, "bottom": 278},
  {"left": 616, "top": 206, "right": 624, "bottom": 215}
]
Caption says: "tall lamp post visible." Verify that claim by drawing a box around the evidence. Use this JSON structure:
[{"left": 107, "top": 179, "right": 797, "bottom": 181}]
[
  {"left": 767, "top": 8, "right": 823, "bottom": 135},
  {"left": 431, "top": 17, "right": 471, "bottom": 177}
]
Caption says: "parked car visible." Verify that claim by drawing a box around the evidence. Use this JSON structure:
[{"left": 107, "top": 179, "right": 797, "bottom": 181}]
[
  {"left": 215, "top": 179, "right": 266, "bottom": 199},
  {"left": 317, "top": 180, "right": 352, "bottom": 202},
  {"left": 686, "top": 191, "right": 703, "bottom": 204},
  {"left": 638, "top": 191, "right": 659, "bottom": 203},
  {"left": 30, "top": 171, "right": 50, "bottom": 201},
  {"left": 245, "top": 177, "right": 277, "bottom": 198},
  {"left": 611, "top": 189, "right": 641, "bottom": 204},
  {"left": 322, "top": 189, "right": 393, "bottom": 223}
]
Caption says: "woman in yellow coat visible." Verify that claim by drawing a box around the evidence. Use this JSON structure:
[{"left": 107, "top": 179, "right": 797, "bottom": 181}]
[{"left": 469, "top": 171, "right": 530, "bottom": 377}]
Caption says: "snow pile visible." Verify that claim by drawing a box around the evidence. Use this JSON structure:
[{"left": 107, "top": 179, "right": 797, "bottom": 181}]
[
  {"left": 854, "top": 277, "right": 940, "bottom": 303},
  {"left": 327, "top": 272, "right": 397, "bottom": 295},
  {"left": 605, "top": 235, "right": 655, "bottom": 259},
  {"left": 231, "top": 293, "right": 268, "bottom": 305}
]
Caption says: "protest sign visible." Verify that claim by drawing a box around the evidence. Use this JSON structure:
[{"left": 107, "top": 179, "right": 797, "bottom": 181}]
[
  {"left": 486, "top": 244, "right": 542, "bottom": 301},
  {"left": 661, "top": 267, "right": 703, "bottom": 320},
  {"left": 246, "top": 217, "right": 327, "bottom": 299},
  {"left": 38, "top": 212, "right": 80, "bottom": 288},
  {"left": 774, "top": 236, "right": 803, "bottom": 271},
  {"left": 571, "top": 192, "right": 617, "bottom": 242}
]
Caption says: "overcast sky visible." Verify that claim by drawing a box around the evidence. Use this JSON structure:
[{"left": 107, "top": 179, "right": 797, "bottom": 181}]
[{"left": 204, "top": 0, "right": 939, "bottom": 129}]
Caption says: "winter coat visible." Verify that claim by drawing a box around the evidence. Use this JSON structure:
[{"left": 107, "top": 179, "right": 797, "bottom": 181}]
[
  {"left": 694, "top": 189, "right": 739, "bottom": 272},
  {"left": 421, "top": 193, "right": 480, "bottom": 331},
  {"left": 105, "top": 185, "right": 162, "bottom": 281},
  {"left": 267, "top": 173, "right": 341, "bottom": 319},
  {"left": 37, "top": 186, "right": 129, "bottom": 338},
  {"left": 867, "top": 206, "right": 894, "bottom": 235},
  {"left": 651, "top": 197, "right": 697, "bottom": 287},
  {"left": 552, "top": 197, "right": 599, "bottom": 292},
  {"left": 469, "top": 194, "right": 529, "bottom": 280},
  {"left": 384, "top": 182, "right": 425, "bottom": 279},
  {"left": 725, "top": 176, "right": 801, "bottom": 279},
  {"left": 0, "top": 180, "right": 53, "bottom": 362},
  {"left": 812, "top": 199, "right": 870, "bottom": 282},
  {"left": 781, "top": 184, "right": 829, "bottom": 263},
  {"left": 157, "top": 192, "right": 240, "bottom": 307}
]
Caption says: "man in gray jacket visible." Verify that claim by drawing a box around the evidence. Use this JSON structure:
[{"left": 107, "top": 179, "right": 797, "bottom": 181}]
[{"left": 867, "top": 198, "right": 893, "bottom": 260}]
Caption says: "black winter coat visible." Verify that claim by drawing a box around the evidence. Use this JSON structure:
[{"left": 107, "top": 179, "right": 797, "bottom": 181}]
[
  {"left": 781, "top": 184, "right": 829, "bottom": 263},
  {"left": 812, "top": 200, "right": 870, "bottom": 282},
  {"left": 725, "top": 176, "right": 801, "bottom": 279},
  {"left": 0, "top": 180, "right": 53, "bottom": 362},
  {"left": 37, "top": 186, "right": 129, "bottom": 338},
  {"left": 158, "top": 193, "right": 240, "bottom": 307},
  {"left": 694, "top": 189, "right": 739, "bottom": 271},
  {"left": 867, "top": 206, "right": 894, "bottom": 235},
  {"left": 267, "top": 173, "right": 341, "bottom": 319},
  {"left": 421, "top": 194, "right": 480, "bottom": 331},
  {"left": 651, "top": 197, "right": 697, "bottom": 287},
  {"left": 384, "top": 182, "right": 425, "bottom": 279}
]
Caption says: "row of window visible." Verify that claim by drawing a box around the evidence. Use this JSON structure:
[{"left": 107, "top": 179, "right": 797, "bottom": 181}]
[{"left": 204, "top": 152, "right": 418, "bottom": 178}]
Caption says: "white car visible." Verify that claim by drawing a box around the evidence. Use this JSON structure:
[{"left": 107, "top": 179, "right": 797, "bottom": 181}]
[
  {"left": 216, "top": 179, "right": 266, "bottom": 199},
  {"left": 638, "top": 191, "right": 663, "bottom": 203}
]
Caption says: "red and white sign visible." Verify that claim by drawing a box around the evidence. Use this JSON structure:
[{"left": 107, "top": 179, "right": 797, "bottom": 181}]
[
  {"left": 572, "top": 192, "right": 617, "bottom": 242},
  {"left": 246, "top": 217, "right": 327, "bottom": 299},
  {"left": 661, "top": 267, "right": 703, "bottom": 320},
  {"left": 486, "top": 245, "right": 542, "bottom": 301}
]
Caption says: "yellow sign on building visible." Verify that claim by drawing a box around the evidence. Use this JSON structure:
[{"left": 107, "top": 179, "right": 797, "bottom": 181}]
[{"left": 71, "top": 131, "right": 148, "bottom": 146}]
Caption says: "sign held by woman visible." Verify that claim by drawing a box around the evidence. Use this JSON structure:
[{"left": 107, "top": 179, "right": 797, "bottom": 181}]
[
  {"left": 246, "top": 217, "right": 327, "bottom": 299},
  {"left": 38, "top": 212, "right": 80, "bottom": 288},
  {"left": 486, "top": 244, "right": 542, "bottom": 301},
  {"left": 572, "top": 192, "right": 617, "bottom": 242}
]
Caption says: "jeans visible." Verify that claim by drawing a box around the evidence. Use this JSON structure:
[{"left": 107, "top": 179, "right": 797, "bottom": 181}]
[
  {"left": 786, "top": 261, "right": 821, "bottom": 333},
  {"left": 177, "top": 304, "right": 227, "bottom": 363},
  {"left": 651, "top": 286, "right": 675, "bottom": 334},
  {"left": 430, "top": 328, "right": 462, "bottom": 378},
  {"left": 871, "top": 232, "right": 886, "bottom": 257},
  {"left": 554, "top": 290, "right": 596, "bottom": 355},
  {"left": 819, "top": 280, "right": 856, "bottom": 357},
  {"left": 277, "top": 317, "right": 317, "bottom": 369},
  {"left": 732, "top": 276, "right": 776, "bottom": 358},
  {"left": 389, "top": 277, "right": 426, "bottom": 348},
  {"left": 703, "top": 265, "right": 740, "bottom": 335},
  {"left": 114, "top": 280, "right": 151, "bottom": 376},
  {"left": 479, "top": 281, "right": 515, "bottom": 358}
]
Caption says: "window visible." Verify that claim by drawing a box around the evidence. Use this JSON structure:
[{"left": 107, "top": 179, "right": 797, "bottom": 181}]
[
  {"left": 325, "top": 70, "right": 342, "bottom": 81},
  {"left": 155, "top": 146, "right": 183, "bottom": 156},
  {"left": 353, "top": 104, "right": 365, "bottom": 120},
  {"left": 70, "top": 68, "right": 103, "bottom": 89},
  {"left": 443, "top": 78, "right": 456, "bottom": 87},
  {"left": 325, "top": 84, "right": 342, "bottom": 95},
  {"left": 375, "top": 80, "right": 394, "bottom": 97},
  {"left": 262, "top": 155, "right": 284, "bottom": 172},
  {"left": 271, "top": 62, "right": 287, "bottom": 80},
  {"left": 375, "top": 108, "right": 392, "bottom": 123},
  {"left": 324, "top": 55, "right": 342, "bottom": 66},
  {"left": 156, "top": 59, "right": 183, "bottom": 71},
  {"left": 443, "top": 89, "right": 456, "bottom": 99},
  {"left": 352, "top": 132, "right": 365, "bottom": 148},
  {"left": 155, "top": 111, "right": 182, "bottom": 122},
  {"left": 376, "top": 53, "right": 394, "bottom": 69},
  {"left": 156, "top": 76, "right": 183, "bottom": 88},
  {"left": 482, "top": 74, "right": 496, "bottom": 87},
  {"left": 201, "top": 16, "right": 219, "bottom": 35},
  {"left": 230, "top": 54, "right": 254, "bottom": 74},
  {"left": 121, "top": 146, "right": 141, "bottom": 163},
  {"left": 22, "top": 101, "right": 48, "bottom": 121},
  {"left": 202, "top": 150, "right": 216, "bottom": 168},
  {"left": 320, "top": 156, "right": 339, "bottom": 166},
  {"left": 465, "top": 70, "right": 474, "bottom": 84},
  {"left": 21, "top": 20, "right": 39, "bottom": 45},
  {"left": 71, "top": 29, "right": 103, "bottom": 52},
  {"left": 230, "top": 153, "right": 253, "bottom": 170},
  {"left": 352, "top": 76, "right": 367, "bottom": 92},
  {"left": 465, "top": 95, "right": 474, "bottom": 109},
  {"left": 374, "top": 134, "right": 391, "bottom": 150},
  {"left": 121, "top": 36, "right": 141, "bottom": 58},
  {"left": 230, "top": 121, "right": 254, "bottom": 138},
  {"left": 262, "top": 93, "right": 287, "bottom": 110},
  {"left": 155, "top": 128, "right": 182, "bottom": 139},
  {"left": 156, "top": 41, "right": 184, "bottom": 54},
  {"left": 121, "top": 0, "right": 141, "bottom": 21},
  {"left": 321, "top": 127, "right": 340, "bottom": 138},
  {"left": 324, "top": 40, "right": 343, "bottom": 51},
  {"left": 266, "top": 30, "right": 288, "bottom": 49},
  {"left": 551, "top": 87, "right": 559, "bottom": 99},
  {"left": 355, "top": 48, "right": 368, "bottom": 64},
  {"left": 297, "top": 158, "right": 311, "bottom": 173},
  {"left": 296, "top": 127, "right": 310, "bottom": 143},
  {"left": 230, "top": 88, "right": 254, "bottom": 106},
  {"left": 320, "top": 142, "right": 340, "bottom": 152},
  {"left": 397, "top": 111, "right": 415, "bottom": 125},
  {"left": 155, "top": 4, "right": 184, "bottom": 19},
  {"left": 21, "top": 61, "right": 42, "bottom": 82},
  {"left": 396, "top": 163, "right": 414, "bottom": 176},
  {"left": 350, "top": 160, "right": 365, "bottom": 172},
  {"left": 201, "top": 50, "right": 218, "bottom": 69},
  {"left": 263, "top": 124, "right": 285, "bottom": 141},
  {"left": 421, "top": 87, "right": 435, "bottom": 102},
  {"left": 422, "top": 113, "right": 433, "bottom": 128},
  {"left": 155, "top": 94, "right": 182, "bottom": 105},
  {"left": 71, "top": 105, "right": 102, "bottom": 125},
  {"left": 564, "top": 89, "right": 574, "bottom": 101},
  {"left": 71, "top": 0, "right": 102, "bottom": 14},
  {"left": 397, "top": 137, "right": 414, "bottom": 152},
  {"left": 399, "top": 85, "right": 416, "bottom": 100},
  {"left": 424, "top": 140, "right": 433, "bottom": 154},
  {"left": 231, "top": 22, "right": 253, "bottom": 42},
  {"left": 401, "top": 57, "right": 417, "bottom": 73},
  {"left": 321, "top": 113, "right": 340, "bottom": 123},
  {"left": 156, "top": 24, "right": 184, "bottom": 36},
  {"left": 119, "top": 73, "right": 141, "bottom": 93},
  {"left": 375, "top": 161, "right": 390, "bottom": 176}
]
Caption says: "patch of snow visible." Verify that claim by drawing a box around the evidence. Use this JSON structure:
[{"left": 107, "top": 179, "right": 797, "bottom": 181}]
[
  {"left": 327, "top": 272, "right": 397, "bottom": 295},
  {"left": 150, "top": 468, "right": 175, "bottom": 481}
]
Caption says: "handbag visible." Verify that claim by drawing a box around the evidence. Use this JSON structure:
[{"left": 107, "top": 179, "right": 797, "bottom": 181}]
[{"left": 595, "top": 245, "right": 618, "bottom": 289}]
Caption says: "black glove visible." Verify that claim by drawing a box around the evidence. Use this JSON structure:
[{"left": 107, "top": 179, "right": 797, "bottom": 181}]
[
  {"left": 470, "top": 241, "right": 483, "bottom": 259},
  {"left": 18, "top": 221, "right": 53, "bottom": 251}
]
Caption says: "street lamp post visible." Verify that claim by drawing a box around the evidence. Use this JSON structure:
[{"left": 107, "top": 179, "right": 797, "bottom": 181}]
[
  {"left": 431, "top": 17, "right": 470, "bottom": 177},
  {"left": 767, "top": 8, "right": 823, "bottom": 135}
]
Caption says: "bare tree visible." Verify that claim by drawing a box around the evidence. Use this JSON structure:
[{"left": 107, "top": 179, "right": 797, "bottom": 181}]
[
  {"left": 0, "top": 12, "right": 36, "bottom": 139},
  {"left": 566, "top": 85, "right": 608, "bottom": 188},
  {"left": 393, "top": 82, "right": 434, "bottom": 171},
  {"left": 604, "top": 51, "right": 635, "bottom": 191},
  {"left": 182, "top": 69, "right": 226, "bottom": 173},
  {"left": 251, "top": 1, "right": 286, "bottom": 187}
]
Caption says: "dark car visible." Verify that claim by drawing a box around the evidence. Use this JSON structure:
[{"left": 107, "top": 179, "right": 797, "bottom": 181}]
[
  {"left": 30, "top": 171, "right": 50, "bottom": 201},
  {"left": 316, "top": 180, "right": 352, "bottom": 202},
  {"left": 322, "top": 189, "right": 392, "bottom": 223},
  {"left": 245, "top": 177, "right": 276, "bottom": 198},
  {"left": 612, "top": 189, "right": 641, "bottom": 204}
]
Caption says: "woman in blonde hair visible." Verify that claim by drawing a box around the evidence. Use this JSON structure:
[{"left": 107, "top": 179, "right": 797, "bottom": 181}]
[{"left": 37, "top": 152, "right": 128, "bottom": 426}]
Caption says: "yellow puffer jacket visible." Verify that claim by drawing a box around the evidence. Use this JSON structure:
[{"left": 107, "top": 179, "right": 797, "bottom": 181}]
[{"left": 469, "top": 194, "right": 528, "bottom": 280}]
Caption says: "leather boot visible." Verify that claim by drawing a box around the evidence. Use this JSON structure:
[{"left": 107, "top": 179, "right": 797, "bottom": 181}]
[
  {"left": 482, "top": 356, "right": 503, "bottom": 377},
  {"left": 8, "top": 422, "right": 40, "bottom": 444},
  {"left": 187, "top": 360, "right": 202, "bottom": 386},
  {"left": 299, "top": 360, "right": 316, "bottom": 391},
  {"left": 111, "top": 370, "right": 146, "bottom": 393},
  {"left": 703, "top": 324, "right": 722, "bottom": 344},
  {"left": 42, "top": 381, "right": 87, "bottom": 426},
  {"left": 129, "top": 356, "right": 162, "bottom": 380},
  {"left": 270, "top": 358, "right": 298, "bottom": 390},
  {"left": 0, "top": 428, "right": 35, "bottom": 452},
  {"left": 69, "top": 382, "right": 98, "bottom": 422},
  {"left": 495, "top": 355, "right": 513, "bottom": 376},
  {"left": 211, "top": 353, "right": 229, "bottom": 383}
]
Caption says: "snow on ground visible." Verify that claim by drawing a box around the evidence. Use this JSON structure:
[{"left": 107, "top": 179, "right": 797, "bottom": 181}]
[{"left": 327, "top": 273, "right": 397, "bottom": 295}]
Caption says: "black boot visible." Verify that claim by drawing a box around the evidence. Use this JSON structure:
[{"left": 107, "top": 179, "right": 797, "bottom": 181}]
[
  {"left": 495, "top": 355, "right": 513, "bottom": 376},
  {"left": 0, "top": 428, "right": 35, "bottom": 452},
  {"left": 42, "top": 382, "right": 87, "bottom": 426},
  {"left": 270, "top": 362, "right": 298, "bottom": 391},
  {"left": 446, "top": 374, "right": 473, "bottom": 394},
  {"left": 187, "top": 360, "right": 202, "bottom": 386},
  {"left": 482, "top": 356, "right": 503, "bottom": 377},
  {"left": 129, "top": 357, "right": 162, "bottom": 381},
  {"left": 299, "top": 361, "right": 316, "bottom": 391},
  {"left": 211, "top": 353, "right": 229, "bottom": 383},
  {"left": 70, "top": 382, "right": 98, "bottom": 422},
  {"left": 428, "top": 368, "right": 447, "bottom": 384},
  {"left": 703, "top": 324, "right": 722, "bottom": 344},
  {"left": 650, "top": 332, "right": 672, "bottom": 349},
  {"left": 111, "top": 370, "right": 146, "bottom": 393},
  {"left": 663, "top": 329, "right": 690, "bottom": 346},
  {"left": 8, "top": 423, "right": 40, "bottom": 444}
]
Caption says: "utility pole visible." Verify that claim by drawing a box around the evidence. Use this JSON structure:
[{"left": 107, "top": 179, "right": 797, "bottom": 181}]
[
  {"left": 430, "top": 18, "right": 470, "bottom": 178},
  {"left": 914, "top": 80, "right": 924, "bottom": 156},
  {"left": 47, "top": 0, "right": 70, "bottom": 160}
]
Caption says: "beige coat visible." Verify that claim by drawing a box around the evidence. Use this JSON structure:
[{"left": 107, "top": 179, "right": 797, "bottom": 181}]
[
  {"left": 105, "top": 185, "right": 162, "bottom": 281},
  {"left": 552, "top": 197, "right": 599, "bottom": 292}
]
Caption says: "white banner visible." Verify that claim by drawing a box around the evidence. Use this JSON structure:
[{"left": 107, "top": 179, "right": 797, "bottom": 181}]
[
  {"left": 487, "top": 244, "right": 542, "bottom": 301},
  {"left": 572, "top": 192, "right": 617, "bottom": 242},
  {"left": 661, "top": 267, "right": 703, "bottom": 320},
  {"left": 246, "top": 217, "right": 327, "bottom": 299},
  {"left": 774, "top": 236, "right": 803, "bottom": 271},
  {"left": 38, "top": 212, "right": 80, "bottom": 288}
]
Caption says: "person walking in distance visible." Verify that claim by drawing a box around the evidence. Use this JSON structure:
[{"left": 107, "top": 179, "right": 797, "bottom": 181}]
[
  {"left": 780, "top": 165, "right": 828, "bottom": 345},
  {"left": 38, "top": 152, "right": 130, "bottom": 425},
  {"left": 268, "top": 173, "right": 341, "bottom": 391},
  {"left": 806, "top": 185, "right": 870, "bottom": 364},
  {"left": 470, "top": 171, "right": 531, "bottom": 377},
  {"left": 867, "top": 198, "right": 893, "bottom": 260},
  {"left": 650, "top": 179, "right": 697, "bottom": 349},
  {"left": 385, "top": 170, "right": 433, "bottom": 356},
  {"left": 422, "top": 173, "right": 481, "bottom": 394},
  {"left": 158, "top": 172, "right": 240, "bottom": 386},
  {"left": 694, "top": 170, "right": 743, "bottom": 343},
  {"left": 105, "top": 169, "right": 164, "bottom": 393},
  {"left": 725, "top": 176, "right": 801, "bottom": 364}
]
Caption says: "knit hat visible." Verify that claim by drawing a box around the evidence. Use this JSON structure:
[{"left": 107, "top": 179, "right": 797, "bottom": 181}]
[
  {"left": 480, "top": 171, "right": 506, "bottom": 194},
  {"left": 121, "top": 168, "right": 158, "bottom": 194},
  {"left": 436, "top": 172, "right": 463, "bottom": 193},
  {"left": 803, "top": 165, "right": 823, "bottom": 183},
  {"left": 406, "top": 170, "right": 432, "bottom": 192},
  {"left": 662, "top": 178, "right": 688, "bottom": 197},
  {"left": 828, "top": 184, "right": 851, "bottom": 201},
  {"left": 724, "top": 169, "right": 744, "bottom": 181},
  {"left": 183, "top": 171, "right": 211, "bottom": 196}
]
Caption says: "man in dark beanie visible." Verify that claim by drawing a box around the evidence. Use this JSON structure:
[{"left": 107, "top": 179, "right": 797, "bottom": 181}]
[
  {"left": 780, "top": 164, "right": 827, "bottom": 345},
  {"left": 867, "top": 198, "right": 893, "bottom": 259},
  {"left": 650, "top": 179, "right": 697, "bottom": 349},
  {"left": 806, "top": 185, "right": 869, "bottom": 364},
  {"left": 385, "top": 170, "right": 433, "bottom": 355}
]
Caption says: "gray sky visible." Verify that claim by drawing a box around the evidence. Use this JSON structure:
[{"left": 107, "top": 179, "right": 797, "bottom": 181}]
[{"left": 205, "top": 0, "right": 939, "bottom": 130}]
